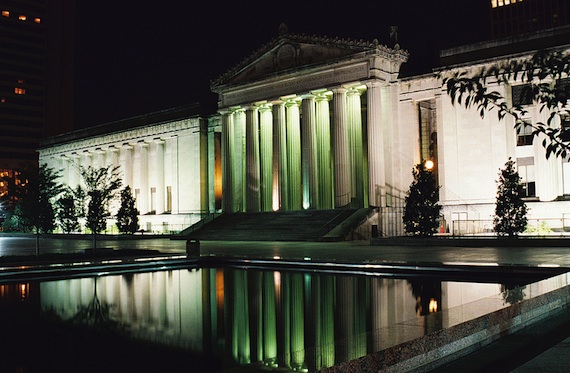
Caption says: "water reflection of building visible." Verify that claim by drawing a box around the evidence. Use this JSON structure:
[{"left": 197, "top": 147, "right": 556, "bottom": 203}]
[{"left": 39, "top": 269, "right": 509, "bottom": 372}]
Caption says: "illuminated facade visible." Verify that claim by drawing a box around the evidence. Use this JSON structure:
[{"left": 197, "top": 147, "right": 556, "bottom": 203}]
[
  {"left": 38, "top": 25, "right": 570, "bottom": 236},
  {"left": 211, "top": 27, "right": 409, "bottom": 235},
  {"left": 39, "top": 105, "right": 221, "bottom": 233}
]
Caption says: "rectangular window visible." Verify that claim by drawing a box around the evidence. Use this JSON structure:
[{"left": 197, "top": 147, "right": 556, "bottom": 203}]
[
  {"left": 150, "top": 187, "right": 156, "bottom": 213},
  {"left": 516, "top": 123, "right": 533, "bottom": 146},
  {"left": 14, "top": 87, "right": 25, "bottom": 95},
  {"left": 561, "top": 114, "right": 570, "bottom": 142},
  {"left": 166, "top": 186, "right": 172, "bottom": 212},
  {"left": 512, "top": 84, "right": 533, "bottom": 106},
  {"left": 2, "top": 11, "right": 9, "bottom": 17},
  {"left": 517, "top": 157, "right": 536, "bottom": 198}
]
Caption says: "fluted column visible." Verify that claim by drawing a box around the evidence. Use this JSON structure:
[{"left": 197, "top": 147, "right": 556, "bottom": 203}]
[
  {"left": 316, "top": 93, "right": 333, "bottom": 209},
  {"left": 221, "top": 110, "right": 234, "bottom": 212},
  {"left": 246, "top": 105, "right": 261, "bottom": 212},
  {"left": 367, "top": 81, "right": 386, "bottom": 207},
  {"left": 286, "top": 98, "right": 302, "bottom": 210},
  {"left": 347, "top": 87, "right": 366, "bottom": 207},
  {"left": 153, "top": 138, "right": 165, "bottom": 214},
  {"left": 333, "top": 88, "right": 351, "bottom": 208},
  {"left": 234, "top": 109, "right": 246, "bottom": 212},
  {"left": 135, "top": 141, "right": 149, "bottom": 214},
  {"left": 273, "top": 101, "right": 289, "bottom": 210},
  {"left": 259, "top": 104, "right": 274, "bottom": 211},
  {"left": 301, "top": 94, "right": 318, "bottom": 209}
]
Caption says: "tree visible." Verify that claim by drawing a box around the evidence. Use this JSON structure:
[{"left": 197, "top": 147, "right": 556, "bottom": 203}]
[
  {"left": 494, "top": 158, "right": 528, "bottom": 237},
  {"left": 0, "top": 164, "right": 63, "bottom": 254},
  {"left": 403, "top": 162, "right": 442, "bottom": 236},
  {"left": 442, "top": 49, "right": 570, "bottom": 159},
  {"left": 78, "top": 165, "right": 122, "bottom": 248},
  {"left": 116, "top": 186, "right": 139, "bottom": 234},
  {"left": 55, "top": 190, "right": 81, "bottom": 233}
]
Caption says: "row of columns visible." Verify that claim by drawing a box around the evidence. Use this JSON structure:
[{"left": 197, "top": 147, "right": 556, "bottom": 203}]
[
  {"left": 58, "top": 137, "right": 177, "bottom": 215},
  {"left": 221, "top": 82, "right": 385, "bottom": 213}
]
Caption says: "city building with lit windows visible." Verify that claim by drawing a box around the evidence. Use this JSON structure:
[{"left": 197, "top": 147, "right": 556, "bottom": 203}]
[
  {"left": 490, "top": 0, "right": 569, "bottom": 38},
  {"left": 0, "top": 0, "right": 74, "bottom": 171}
]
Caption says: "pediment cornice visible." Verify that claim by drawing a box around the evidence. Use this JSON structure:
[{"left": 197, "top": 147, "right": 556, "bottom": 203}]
[{"left": 211, "top": 25, "right": 408, "bottom": 91}]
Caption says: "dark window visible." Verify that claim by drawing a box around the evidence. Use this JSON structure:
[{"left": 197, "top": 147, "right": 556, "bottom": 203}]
[{"left": 512, "top": 84, "right": 533, "bottom": 106}]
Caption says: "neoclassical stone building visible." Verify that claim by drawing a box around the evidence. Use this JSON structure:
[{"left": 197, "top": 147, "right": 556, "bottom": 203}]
[
  {"left": 39, "top": 104, "right": 221, "bottom": 233},
  {"left": 39, "top": 26, "right": 570, "bottom": 236}
]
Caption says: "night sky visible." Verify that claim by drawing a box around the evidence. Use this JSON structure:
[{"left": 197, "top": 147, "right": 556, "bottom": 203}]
[{"left": 74, "top": 0, "right": 490, "bottom": 129}]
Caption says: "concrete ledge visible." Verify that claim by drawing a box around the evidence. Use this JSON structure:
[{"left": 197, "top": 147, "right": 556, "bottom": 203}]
[
  {"left": 322, "top": 272, "right": 570, "bottom": 372},
  {"left": 371, "top": 236, "right": 570, "bottom": 247}
]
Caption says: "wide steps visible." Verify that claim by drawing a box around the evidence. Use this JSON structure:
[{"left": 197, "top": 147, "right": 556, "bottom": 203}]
[{"left": 183, "top": 209, "right": 371, "bottom": 242}]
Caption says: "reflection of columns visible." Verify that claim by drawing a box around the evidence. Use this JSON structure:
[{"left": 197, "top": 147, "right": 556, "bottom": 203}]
[
  {"left": 335, "top": 277, "right": 354, "bottom": 363},
  {"left": 262, "top": 271, "right": 277, "bottom": 362},
  {"left": 316, "top": 93, "right": 333, "bottom": 209},
  {"left": 259, "top": 104, "right": 273, "bottom": 211},
  {"left": 286, "top": 98, "right": 302, "bottom": 210},
  {"left": 290, "top": 273, "right": 305, "bottom": 369},
  {"left": 301, "top": 94, "right": 318, "bottom": 209},
  {"left": 367, "top": 81, "right": 386, "bottom": 207},
  {"left": 245, "top": 105, "right": 261, "bottom": 212},
  {"left": 333, "top": 88, "right": 351, "bottom": 207},
  {"left": 347, "top": 87, "right": 366, "bottom": 207},
  {"left": 221, "top": 110, "right": 234, "bottom": 212},
  {"left": 273, "top": 101, "right": 289, "bottom": 210}
]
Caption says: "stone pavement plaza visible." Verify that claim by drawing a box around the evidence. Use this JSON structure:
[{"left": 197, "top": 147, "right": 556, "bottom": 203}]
[{"left": 1, "top": 234, "right": 570, "bottom": 372}]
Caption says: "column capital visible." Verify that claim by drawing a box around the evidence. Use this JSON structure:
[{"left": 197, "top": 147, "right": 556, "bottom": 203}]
[{"left": 332, "top": 87, "right": 348, "bottom": 95}]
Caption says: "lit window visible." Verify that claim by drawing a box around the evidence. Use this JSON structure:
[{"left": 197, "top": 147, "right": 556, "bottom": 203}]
[
  {"left": 18, "top": 15, "right": 26, "bottom": 21},
  {"left": 516, "top": 123, "right": 533, "bottom": 146},
  {"left": 491, "top": 0, "right": 498, "bottom": 7},
  {"left": 14, "top": 87, "right": 25, "bottom": 95},
  {"left": 1, "top": 98, "right": 5, "bottom": 103},
  {"left": 17, "top": 79, "right": 24, "bottom": 84},
  {"left": 34, "top": 17, "right": 40, "bottom": 24},
  {"left": 517, "top": 157, "right": 536, "bottom": 198},
  {"left": 498, "top": 0, "right": 504, "bottom": 6},
  {"left": 2, "top": 10, "right": 9, "bottom": 17}
]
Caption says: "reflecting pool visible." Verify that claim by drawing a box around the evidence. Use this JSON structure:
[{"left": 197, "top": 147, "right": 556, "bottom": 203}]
[{"left": 0, "top": 266, "right": 545, "bottom": 372}]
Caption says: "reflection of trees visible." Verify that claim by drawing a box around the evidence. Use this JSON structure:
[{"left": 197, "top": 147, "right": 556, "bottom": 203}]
[
  {"left": 408, "top": 279, "right": 442, "bottom": 316},
  {"left": 501, "top": 283, "right": 526, "bottom": 305},
  {"left": 67, "top": 277, "right": 119, "bottom": 331}
]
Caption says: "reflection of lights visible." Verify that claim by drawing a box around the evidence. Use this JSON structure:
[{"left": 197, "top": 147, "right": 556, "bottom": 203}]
[
  {"left": 273, "top": 256, "right": 280, "bottom": 260},
  {"left": 20, "top": 283, "right": 27, "bottom": 301},
  {"left": 429, "top": 298, "right": 438, "bottom": 313},
  {"left": 303, "top": 257, "right": 311, "bottom": 261},
  {"left": 538, "top": 263, "right": 560, "bottom": 268},
  {"left": 425, "top": 160, "right": 434, "bottom": 170}
]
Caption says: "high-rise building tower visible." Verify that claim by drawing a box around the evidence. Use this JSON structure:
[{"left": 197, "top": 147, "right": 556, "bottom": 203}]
[
  {"left": 490, "top": 0, "right": 569, "bottom": 38},
  {"left": 0, "top": 0, "right": 74, "bottom": 172}
]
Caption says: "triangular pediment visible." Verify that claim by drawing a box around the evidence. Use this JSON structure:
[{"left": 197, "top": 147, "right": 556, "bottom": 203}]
[{"left": 212, "top": 28, "right": 384, "bottom": 89}]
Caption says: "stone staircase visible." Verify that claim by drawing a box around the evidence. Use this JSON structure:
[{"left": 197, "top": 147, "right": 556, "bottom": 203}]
[{"left": 178, "top": 208, "right": 373, "bottom": 242}]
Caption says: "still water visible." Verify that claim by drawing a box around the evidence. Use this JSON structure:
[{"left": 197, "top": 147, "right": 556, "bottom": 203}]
[{"left": 0, "top": 267, "right": 536, "bottom": 372}]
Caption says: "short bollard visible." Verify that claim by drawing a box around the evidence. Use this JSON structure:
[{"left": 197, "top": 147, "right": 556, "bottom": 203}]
[{"left": 186, "top": 239, "right": 200, "bottom": 257}]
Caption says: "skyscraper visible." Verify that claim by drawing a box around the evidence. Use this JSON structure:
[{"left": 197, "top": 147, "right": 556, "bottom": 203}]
[
  {"left": 0, "top": 0, "right": 74, "bottom": 197},
  {"left": 490, "top": 0, "right": 569, "bottom": 38}
]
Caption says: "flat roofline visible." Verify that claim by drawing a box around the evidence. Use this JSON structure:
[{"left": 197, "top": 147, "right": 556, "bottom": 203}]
[
  {"left": 440, "top": 25, "right": 570, "bottom": 67},
  {"left": 39, "top": 103, "right": 208, "bottom": 149}
]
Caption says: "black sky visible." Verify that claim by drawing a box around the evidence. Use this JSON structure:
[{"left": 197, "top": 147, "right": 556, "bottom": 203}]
[{"left": 74, "top": 1, "right": 490, "bottom": 129}]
